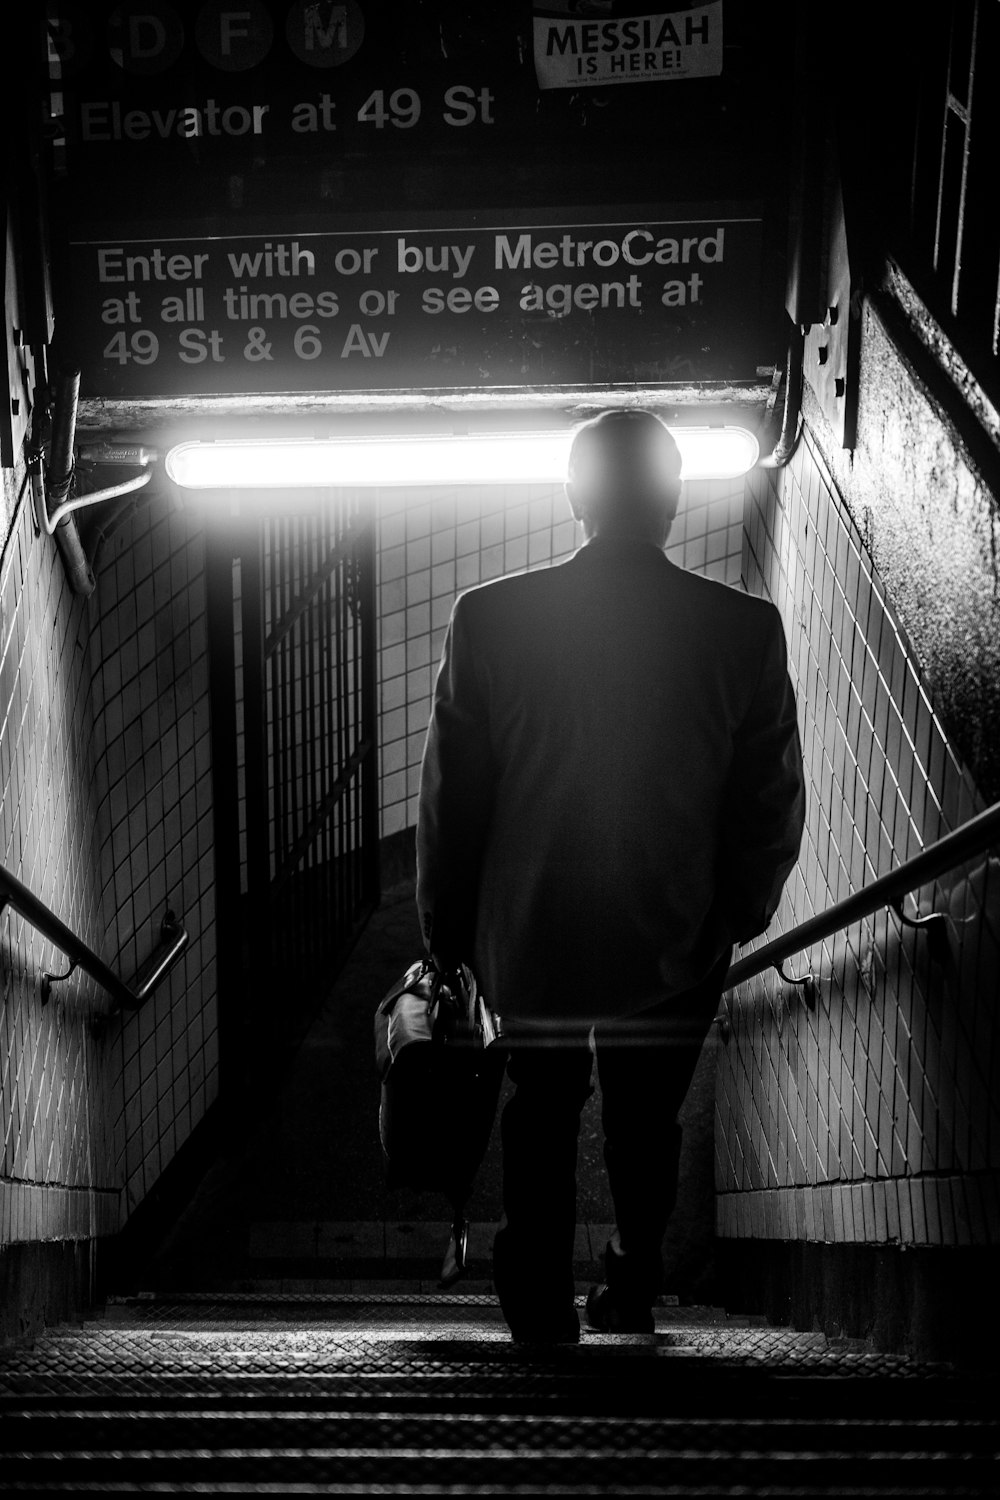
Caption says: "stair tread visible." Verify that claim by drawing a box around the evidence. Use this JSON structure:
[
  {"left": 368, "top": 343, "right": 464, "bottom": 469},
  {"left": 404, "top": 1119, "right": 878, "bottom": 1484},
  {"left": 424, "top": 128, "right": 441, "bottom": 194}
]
[{"left": 1, "top": 1294, "right": 993, "bottom": 1496}]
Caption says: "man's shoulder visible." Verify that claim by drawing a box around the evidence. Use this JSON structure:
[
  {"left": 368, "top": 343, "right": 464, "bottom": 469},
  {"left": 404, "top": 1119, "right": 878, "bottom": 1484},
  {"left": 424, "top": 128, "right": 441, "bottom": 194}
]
[
  {"left": 453, "top": 554, "right": 783, "bottom": 643},
  {"left": 670, "top": 565, "right": 781, "bottom": 631},
  {"left": 454, "top": 560, "right": 571, "bottom": 618}
]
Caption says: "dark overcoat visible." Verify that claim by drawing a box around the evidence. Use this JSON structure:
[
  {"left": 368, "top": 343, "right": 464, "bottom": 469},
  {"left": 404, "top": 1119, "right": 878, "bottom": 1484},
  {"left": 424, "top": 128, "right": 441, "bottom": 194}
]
[{"left": 417, "top": 534, "right": 805, "bottom": 1023}]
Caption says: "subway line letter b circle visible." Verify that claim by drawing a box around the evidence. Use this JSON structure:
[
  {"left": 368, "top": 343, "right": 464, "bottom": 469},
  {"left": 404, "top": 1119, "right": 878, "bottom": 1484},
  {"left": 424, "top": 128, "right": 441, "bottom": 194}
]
[{"left": 286, "top": 1, "right": 364, "bottom": 67}]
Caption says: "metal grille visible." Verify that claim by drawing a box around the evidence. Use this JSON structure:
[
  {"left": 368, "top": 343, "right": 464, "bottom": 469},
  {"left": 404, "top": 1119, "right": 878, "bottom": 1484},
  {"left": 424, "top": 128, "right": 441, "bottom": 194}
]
[
  {"left": 255, "top": 494, "right": 377, "bottom": 986},
  {"left": 207, "top": 492, "right": 378, "bottom": 1094},
  {"left": 907, "top": 0, "right": 1000, "bottom": 388}
]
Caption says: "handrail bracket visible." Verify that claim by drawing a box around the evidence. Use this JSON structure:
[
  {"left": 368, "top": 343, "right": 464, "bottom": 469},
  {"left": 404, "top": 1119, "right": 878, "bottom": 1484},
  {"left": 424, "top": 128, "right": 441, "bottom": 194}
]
[
  {"left": 890, "top": 898, "right": 950, "bottom": 962},
  {"left": 775, "top": 960, "right": 817, "bottom": 1009},
  {"left": 41, "top": 961, "right": 78, "bottom": 1006}
]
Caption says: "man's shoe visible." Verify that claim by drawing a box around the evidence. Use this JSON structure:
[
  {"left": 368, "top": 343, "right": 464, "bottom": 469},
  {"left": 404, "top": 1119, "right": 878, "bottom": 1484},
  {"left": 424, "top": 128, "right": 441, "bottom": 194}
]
[{"left": 585, "top": 1283, "right": 655, "bottom": 1334}]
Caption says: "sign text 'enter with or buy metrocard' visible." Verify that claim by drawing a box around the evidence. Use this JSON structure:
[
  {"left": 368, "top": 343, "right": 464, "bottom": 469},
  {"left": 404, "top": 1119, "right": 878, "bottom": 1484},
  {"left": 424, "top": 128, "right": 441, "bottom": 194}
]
[{"left": 69, "top": 208, "right": 764, "bottom": 397}]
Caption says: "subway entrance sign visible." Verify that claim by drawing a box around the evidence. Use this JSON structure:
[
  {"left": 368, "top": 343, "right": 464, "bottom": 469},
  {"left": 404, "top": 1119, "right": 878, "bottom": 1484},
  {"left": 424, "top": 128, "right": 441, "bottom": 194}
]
[{"left": 67, "top": 207, "right": 764, "bottom": 398}]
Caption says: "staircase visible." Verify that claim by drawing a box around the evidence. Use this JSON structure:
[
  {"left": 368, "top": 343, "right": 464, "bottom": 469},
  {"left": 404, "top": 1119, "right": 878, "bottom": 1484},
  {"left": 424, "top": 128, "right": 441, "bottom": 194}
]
[{"left": 1, "top": 1291, "right": 996, "bottom": 1494}]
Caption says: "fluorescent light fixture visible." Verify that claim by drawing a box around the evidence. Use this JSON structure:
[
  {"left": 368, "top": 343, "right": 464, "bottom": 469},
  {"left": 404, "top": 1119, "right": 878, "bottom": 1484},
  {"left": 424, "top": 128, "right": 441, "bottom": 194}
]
[
  {"left": 167, "top": 433, "right": 569, "bottom": 489},
  {"left": 165, "top": 426, "right": 759, "bottom": 490}
]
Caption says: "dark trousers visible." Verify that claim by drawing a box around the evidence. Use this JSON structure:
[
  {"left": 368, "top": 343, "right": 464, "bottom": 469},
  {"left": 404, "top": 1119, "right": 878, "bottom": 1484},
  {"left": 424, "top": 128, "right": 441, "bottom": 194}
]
[{"left": 492, "top": 951, "right": 731, "bottom": 1331}]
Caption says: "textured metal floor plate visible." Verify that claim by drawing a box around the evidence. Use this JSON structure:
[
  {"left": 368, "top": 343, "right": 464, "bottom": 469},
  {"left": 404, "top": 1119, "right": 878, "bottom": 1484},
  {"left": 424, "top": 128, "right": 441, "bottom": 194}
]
[
  {"left": 1, "top": 1295, "right": 994, "bottom": 1495},
  {"left": 0, "top": 1297, "right": 970, "bottom": 1385}
]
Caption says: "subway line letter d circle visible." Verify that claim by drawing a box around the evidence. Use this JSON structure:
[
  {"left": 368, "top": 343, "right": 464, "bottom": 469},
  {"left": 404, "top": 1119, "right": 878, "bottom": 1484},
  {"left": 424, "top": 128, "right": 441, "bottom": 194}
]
[
  {"left": 286, "top": 0, "right": 364, "bottom": 67},
  {"left": 108, "top": 3, "right": 184, "bottom": 73}
]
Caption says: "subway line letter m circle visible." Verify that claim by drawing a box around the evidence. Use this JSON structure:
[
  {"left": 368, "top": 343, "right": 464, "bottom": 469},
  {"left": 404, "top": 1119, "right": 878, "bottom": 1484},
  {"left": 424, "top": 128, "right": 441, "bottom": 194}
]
[{"left": 286, "top": 0, "right": 365, "bottom": 66}]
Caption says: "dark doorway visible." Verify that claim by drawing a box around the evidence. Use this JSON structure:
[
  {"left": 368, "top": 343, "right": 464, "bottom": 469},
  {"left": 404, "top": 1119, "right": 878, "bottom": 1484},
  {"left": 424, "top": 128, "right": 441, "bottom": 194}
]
[{"left": 206, "top": 488, "right": 380, "bottom": 1106}]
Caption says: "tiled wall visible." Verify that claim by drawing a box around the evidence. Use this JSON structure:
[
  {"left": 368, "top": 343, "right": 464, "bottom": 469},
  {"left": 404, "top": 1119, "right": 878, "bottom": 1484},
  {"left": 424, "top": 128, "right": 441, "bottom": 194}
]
[
  {"left": 89, "top": 500, "right": 218, "bottom": 1219},
  {"left": 376, "top": 474, "right": 746, "bottom": 838},
  {"left": 0, "top": 468, "right": 117, "bottom": 1246},
  {"left": 715, "top": 425, "right": 1000, "bottom": 1247},
  {"left": 809, "top": 293, "right": 1000, "bottom": 806},
  {"left": 1, "top": 463, "right": 219, "bottom": 1249}
]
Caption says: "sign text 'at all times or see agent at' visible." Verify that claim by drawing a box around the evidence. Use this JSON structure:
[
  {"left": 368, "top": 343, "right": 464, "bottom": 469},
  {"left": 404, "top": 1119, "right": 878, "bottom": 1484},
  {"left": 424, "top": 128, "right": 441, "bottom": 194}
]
[{"left": 71, "top": 213, "right": 763, "bottom": 396}]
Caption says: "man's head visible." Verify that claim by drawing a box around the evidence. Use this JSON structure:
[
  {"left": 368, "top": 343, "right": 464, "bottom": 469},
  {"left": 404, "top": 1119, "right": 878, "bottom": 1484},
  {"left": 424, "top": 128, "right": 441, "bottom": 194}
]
[{"left": 566, "top": 409, "right": 682, "bottom": 546}]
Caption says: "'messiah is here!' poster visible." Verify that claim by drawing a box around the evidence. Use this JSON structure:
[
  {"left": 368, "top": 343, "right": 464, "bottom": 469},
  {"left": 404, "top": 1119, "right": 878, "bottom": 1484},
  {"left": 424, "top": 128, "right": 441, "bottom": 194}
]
[{"left": 533, "top": 2, "right": 723, "bottom": 90}]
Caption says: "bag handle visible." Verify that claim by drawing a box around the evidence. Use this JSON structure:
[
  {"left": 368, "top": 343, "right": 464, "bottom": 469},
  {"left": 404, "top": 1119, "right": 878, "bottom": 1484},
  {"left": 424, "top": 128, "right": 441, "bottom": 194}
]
[
  {"left": 378, "top": 955, "right": 503, "bottom": 1045},
  {"left": 376, "top": 956, "right": 436, "bottom": 1018}
]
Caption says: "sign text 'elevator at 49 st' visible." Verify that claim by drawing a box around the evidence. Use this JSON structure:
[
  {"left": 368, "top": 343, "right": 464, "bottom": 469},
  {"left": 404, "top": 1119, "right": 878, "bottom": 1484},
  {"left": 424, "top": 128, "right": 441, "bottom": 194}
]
[{"left": 70, "top": 211, "right": 763, "bottom": 396}]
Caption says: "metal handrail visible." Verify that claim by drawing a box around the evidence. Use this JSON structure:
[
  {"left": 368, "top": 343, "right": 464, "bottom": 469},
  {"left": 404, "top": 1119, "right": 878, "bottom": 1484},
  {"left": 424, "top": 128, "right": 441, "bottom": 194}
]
[
  {"left": 724, "top": 800, "right": 1000, "bottom": 992},
  {"left": 0, "top": 864, "right": 188, "bottom": 1013}
]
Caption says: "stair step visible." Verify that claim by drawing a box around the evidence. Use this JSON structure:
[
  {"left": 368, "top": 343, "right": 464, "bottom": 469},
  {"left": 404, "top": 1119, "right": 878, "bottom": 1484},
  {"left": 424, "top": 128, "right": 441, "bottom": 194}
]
[
  {"left": 244, "top": 1220, "right": 612, "bottom": 1254},
  {"left": 1, "top": 1296, "right": 994, "bottom": 1495},
  {"left": 101, "top": 1289, "right": 742, "bottom": 1326},
  {"left": 3, "top": 1410, "right": 996, "bottom": 1450},
  {"left": 1, "top": 1449, "right": 995, "bottom": 1491}
]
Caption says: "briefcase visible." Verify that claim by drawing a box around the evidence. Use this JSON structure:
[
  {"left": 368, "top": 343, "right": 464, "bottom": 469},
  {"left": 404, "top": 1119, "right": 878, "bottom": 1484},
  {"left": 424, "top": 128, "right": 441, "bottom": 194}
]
[{"left": 374, "top": 957, "right": 505, "bottom": 1281}]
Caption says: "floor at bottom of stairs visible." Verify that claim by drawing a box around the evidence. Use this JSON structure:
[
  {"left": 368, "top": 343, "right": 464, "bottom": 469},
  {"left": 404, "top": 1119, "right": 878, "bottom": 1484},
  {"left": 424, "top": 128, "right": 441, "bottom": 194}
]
[{"left": 0, "top": 1291, "right": 996, "bottom": 1496}]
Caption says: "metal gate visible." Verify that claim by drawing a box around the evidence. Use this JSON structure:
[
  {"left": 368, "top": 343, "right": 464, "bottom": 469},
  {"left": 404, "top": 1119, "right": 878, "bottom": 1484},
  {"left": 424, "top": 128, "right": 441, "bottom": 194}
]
[{"left": 207, "top": 490, "right": 379, "bottom": 1098}]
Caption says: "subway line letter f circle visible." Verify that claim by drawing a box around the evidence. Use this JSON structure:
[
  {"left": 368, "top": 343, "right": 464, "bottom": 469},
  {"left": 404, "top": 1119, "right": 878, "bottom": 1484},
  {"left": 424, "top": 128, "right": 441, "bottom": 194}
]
[{"left": 195, "top": 1, "right": 273, "bottom": 71}]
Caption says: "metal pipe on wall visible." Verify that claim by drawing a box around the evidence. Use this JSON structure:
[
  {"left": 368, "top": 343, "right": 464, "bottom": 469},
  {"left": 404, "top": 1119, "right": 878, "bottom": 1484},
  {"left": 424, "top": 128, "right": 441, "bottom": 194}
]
[
  {"left": 763, "top": 321, "right": 805, "bottom": 469},
  {"left": 43, "top": 369, "right": 97, "bottom": 596}
]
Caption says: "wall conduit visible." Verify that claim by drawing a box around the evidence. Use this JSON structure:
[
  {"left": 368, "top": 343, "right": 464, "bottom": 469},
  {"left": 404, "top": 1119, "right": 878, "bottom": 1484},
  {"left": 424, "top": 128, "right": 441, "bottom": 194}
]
[
  {"left": 762, "top": 320, "right": 805, "bottom": 468},
  {"left": 32, "top": 369, "right": 153, "bottom": 594}
]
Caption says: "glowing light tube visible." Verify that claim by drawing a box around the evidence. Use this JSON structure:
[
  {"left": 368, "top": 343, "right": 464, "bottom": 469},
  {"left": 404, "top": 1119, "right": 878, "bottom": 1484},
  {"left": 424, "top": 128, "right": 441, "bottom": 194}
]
[{"left": 165, "top": 426, "right": 760, "bottom": 490}]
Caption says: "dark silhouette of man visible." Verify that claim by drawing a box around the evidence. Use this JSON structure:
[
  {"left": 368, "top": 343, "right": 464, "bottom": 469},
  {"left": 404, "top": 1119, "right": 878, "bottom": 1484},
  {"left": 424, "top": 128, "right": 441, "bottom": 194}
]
[{"left": 417, "top": 409, "right": 805, "bottom": 1342}]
